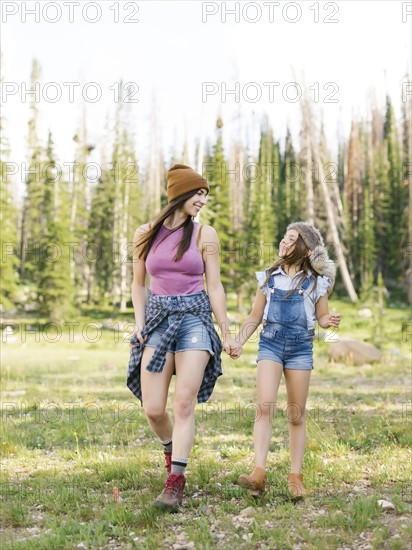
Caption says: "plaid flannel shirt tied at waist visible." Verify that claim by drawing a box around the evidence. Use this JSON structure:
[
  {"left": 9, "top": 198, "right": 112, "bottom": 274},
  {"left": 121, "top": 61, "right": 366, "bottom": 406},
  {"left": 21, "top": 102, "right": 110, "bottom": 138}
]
[{"left": 127, "top": 290, "right": 223, "bottom": 404}]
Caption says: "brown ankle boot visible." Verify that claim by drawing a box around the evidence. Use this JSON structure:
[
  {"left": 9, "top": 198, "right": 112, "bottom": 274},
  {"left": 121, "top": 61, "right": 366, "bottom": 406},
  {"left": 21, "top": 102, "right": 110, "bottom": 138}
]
[
  {"left": 287, "top": 473, "right": 306, "bottom": 498},
  {"left": 238, "top": 466, "right": 266, "bottom": 497}
]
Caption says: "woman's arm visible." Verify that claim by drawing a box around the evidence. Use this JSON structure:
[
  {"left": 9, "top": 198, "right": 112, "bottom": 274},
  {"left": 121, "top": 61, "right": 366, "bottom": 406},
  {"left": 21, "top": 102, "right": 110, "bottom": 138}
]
[
  {"left": 236, "top": 287, "right": 267, "bottom": 346},
  {"left": 131, "top": 225, "right": 149, "bottom": 343},
  {"left": 315, "top": 295, "right": 341, "bottom": 328},
  {"left": 201, "top": 225, "right": 239, "bottom": 354}
]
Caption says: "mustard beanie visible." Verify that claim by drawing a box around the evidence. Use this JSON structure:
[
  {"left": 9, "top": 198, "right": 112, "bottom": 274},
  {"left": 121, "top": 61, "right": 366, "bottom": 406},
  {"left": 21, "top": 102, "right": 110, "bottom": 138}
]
[
  {"left": 167, "top": 164, "right": 209, "bottom": 203},
  {"left": 287, "top": 221, "right": 337, "bottom": 284}
]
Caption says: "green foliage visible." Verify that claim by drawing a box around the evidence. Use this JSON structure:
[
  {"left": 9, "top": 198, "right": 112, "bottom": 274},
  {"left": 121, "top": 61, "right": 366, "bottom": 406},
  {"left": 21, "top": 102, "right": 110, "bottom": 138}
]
[
  {"left": 1, "top": 300, "right": 410, "bottom": 549},
  {"left": 87, "top": 165, "right": 116, "bottom": 304},
  {"left": 203, "top": 129, "right": 233, "bottom": 287},
  {"left": 3, "top": 60, "right": 410, "bottom": 312},
  {"left": 37, "top": 132, "right": 75, "bottom": 321},
  {"left": 19, "top": 60, "right": 45, "bottom": 285},
  {"left": 0, "top": 102, "right": 19, "bottom": 311},
  {"left": 343, "top": 97, "right": 408, "bottom": 301}
]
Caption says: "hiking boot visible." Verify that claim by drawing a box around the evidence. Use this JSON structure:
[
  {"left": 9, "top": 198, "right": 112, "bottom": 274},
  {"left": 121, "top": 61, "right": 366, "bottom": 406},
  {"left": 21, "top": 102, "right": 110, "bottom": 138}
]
[
  {"left": 164, "top": 452, "right": 172, "bottom": 477},
  {"left": 288, "top": 473, "right": 306, "bottom": 498},
  {"left": 154, "top": 473, "right": 186, "bottom": 511},
  {"left": 237, "top": 466, "right": 266, "bottom": 497}
]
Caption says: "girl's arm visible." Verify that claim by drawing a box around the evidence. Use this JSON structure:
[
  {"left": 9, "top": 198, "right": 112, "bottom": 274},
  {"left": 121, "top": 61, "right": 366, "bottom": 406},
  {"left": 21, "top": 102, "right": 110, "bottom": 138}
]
[
  {"left": 236, "top": 286, "right": 267, "bottom": 346},
  {"left": 201, "top": 225, "right": 239, "bottom": 354},
  {"left": 131, "top": 225, "right": 149, "bottom": 343},
  {"left": 315, "top": 295, "right": 341, "bottom": 328}
]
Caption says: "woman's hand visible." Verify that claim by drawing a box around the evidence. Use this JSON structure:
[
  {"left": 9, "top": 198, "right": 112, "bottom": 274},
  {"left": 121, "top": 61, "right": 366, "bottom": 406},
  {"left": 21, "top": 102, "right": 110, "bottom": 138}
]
[
  {"left": 229, "top": 342, "right": 243, "bottom": 360},
  {"left": 318, "top": 313, "right": 341, "bottom": 329},
  {"left": 222, "top": 335, "right": 243, "bottom": 359},
  {"left": 132, "top": 325, "right": 147, "bottom": 345},
  {"left": 222, "top": 334, "right": 237, "bottom": 355}
]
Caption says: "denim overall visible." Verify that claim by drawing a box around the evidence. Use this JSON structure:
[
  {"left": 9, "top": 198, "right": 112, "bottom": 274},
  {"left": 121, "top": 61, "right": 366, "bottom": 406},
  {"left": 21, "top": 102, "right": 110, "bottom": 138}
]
[{"left": 257, "top": 274, "right": 315, "bottom": 370}]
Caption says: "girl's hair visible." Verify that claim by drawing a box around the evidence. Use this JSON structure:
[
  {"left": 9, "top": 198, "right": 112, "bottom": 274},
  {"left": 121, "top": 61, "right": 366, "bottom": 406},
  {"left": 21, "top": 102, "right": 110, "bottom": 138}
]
[
  {"left": 135, "top": 188, "right": 203, "bottom": 261},
  {"left": 262, "top": 234, "right": 319, "bottom": 298}
]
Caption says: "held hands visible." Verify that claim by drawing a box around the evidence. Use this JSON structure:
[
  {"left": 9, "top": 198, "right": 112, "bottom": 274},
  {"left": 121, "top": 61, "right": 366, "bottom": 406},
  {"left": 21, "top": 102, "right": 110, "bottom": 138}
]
[
  {"left": 222, "top": 334, "right": 243, "bottom": 360},
  {"left": 318, "top": 313, "right": 341, "bottom": 329},
  {"left": 229, "top": 342, "right": 243, "bottom": 359}
]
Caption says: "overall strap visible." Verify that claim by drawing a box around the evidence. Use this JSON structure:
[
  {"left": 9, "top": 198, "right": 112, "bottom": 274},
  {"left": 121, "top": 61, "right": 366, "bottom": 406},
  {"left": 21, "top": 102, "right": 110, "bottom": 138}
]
[{"left": 301, "top": 275, "right": 314, "bottom": 291}]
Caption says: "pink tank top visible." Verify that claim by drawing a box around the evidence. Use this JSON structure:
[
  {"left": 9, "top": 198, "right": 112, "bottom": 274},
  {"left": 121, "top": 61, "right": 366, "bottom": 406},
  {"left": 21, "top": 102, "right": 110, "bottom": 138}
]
[{"left": 146, "top": 223, "right": 205, "bottom": 295}]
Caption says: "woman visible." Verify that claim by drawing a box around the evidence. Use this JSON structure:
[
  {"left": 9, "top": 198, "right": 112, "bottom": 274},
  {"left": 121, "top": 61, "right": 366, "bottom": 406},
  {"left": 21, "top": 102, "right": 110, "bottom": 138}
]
[{"left": 127, "top": 164, "right": 239, "bottom": 511}]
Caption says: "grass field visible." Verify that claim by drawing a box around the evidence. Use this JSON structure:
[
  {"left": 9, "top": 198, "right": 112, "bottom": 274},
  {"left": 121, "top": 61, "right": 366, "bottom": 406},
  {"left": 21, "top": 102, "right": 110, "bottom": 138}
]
[{"left": 1, "top": 298, "right": 411, "bottom": 549}]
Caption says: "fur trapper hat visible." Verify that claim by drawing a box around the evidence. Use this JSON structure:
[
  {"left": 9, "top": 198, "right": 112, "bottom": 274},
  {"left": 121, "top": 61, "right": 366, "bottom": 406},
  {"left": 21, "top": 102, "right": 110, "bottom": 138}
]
[{"left": 287, "top": 221, "right": 337, "bottom": 284}]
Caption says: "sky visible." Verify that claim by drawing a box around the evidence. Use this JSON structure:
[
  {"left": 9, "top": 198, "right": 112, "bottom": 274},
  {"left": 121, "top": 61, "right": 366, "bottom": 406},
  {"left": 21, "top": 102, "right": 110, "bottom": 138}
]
[{"left": 1, "top": 0, "right": 411, "bottom": 204}]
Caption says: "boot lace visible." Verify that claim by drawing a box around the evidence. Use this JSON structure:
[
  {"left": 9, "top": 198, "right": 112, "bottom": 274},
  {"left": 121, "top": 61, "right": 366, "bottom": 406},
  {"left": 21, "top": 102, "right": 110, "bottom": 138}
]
[{"left": 164, "top": 474, "right": 185, "bottom": 497}]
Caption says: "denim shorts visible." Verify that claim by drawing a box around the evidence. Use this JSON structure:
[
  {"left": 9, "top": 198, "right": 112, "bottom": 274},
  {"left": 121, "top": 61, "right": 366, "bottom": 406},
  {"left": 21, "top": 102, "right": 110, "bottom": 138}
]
[
  {"left": 145, "top": 312, "right": 213, "bottom": 355},
  {"left": 257, "top": 324, "right": 314, "bottom": 370}
]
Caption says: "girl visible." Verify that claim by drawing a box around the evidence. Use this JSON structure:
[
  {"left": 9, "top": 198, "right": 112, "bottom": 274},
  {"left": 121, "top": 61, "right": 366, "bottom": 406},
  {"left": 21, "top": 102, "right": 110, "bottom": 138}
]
[
  {"left": 233, "top": 222, "right": 341, "bottom": 498},
  {"left": 127, "top": 164, "right": 240, "bottom": 511}
]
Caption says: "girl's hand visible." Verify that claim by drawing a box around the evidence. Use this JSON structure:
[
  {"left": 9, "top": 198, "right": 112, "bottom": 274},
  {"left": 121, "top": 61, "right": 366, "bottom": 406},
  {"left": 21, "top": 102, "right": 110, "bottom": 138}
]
[
  {"left": 319, "top": 313, "right": 341, "bottom": 329},
  {"left": 229, "top": 343, "right": 243, "bottom": 360},
  {"left": 222, "top": 334, "right": 237, "bottom": 355}
]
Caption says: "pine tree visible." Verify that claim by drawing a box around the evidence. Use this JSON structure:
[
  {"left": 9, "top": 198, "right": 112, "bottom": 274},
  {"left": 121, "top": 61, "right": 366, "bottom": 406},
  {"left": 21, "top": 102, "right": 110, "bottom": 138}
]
[
  {"left": 203, "top": 125, "right": 232, "bottom": 287},
  {"left": 144, "top": 96, "right": 164, "bottom": 218},
  {"left": 86, "top": 112, "right": 115, "bottom": 306},
  {"left": 300, "top": 97, "right": 315, "bottom": 223},
  {"left": 401, "top": 75, "right": 411, "bottom": 303},
  {"left": 242, "top": 147, "right": 260, "bottom": 301},
  {"left": 87, "top": 87, "right": 142, "bottom": 310},
  {"left": 0, "top": 82, "right": 19, "bottom": 311},
  {"left": 70, "top": 109, "right": 92, "bottom": 305},
  {"left": 310, "top": 100, "right": 358, "bottom": 302},
  {"left": 284, "top": 126, "right": 301, "bottom": 222},
  {"left": 344, "top": 119, "right": 363, "bottom": 286},
  {"left": 37, "top": 132, "right": 74, "bottom": 321},
  {"left": 228, "top": 136, "right": 246, "bottom": 305},
  {"left": 359, "top": 122, "right": 376, "bottom": 299},
  {"left": 247, "top": 118, "right": 279, "bottom": 269},
  {"left": 20, "top": 59, "right": 45, "bottom": 286},
  {"left": 110, "top": 89, "right": 140, "bottom": 310},
  {"left": 272, "top": 138, "right": 282, "bottom": 244},
  {"left": 381, "top": 96, "right": 405, "bottom": 287}
]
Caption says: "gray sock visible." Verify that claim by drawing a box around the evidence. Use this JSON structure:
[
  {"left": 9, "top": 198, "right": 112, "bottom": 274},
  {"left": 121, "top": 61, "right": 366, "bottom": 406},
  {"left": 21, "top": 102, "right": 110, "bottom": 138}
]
[
  {"left": 161, "top": 437, "right": 172, "bottom": 454},
  {"left": 171, "top": 457, "right": 188, "bottom": 475}
]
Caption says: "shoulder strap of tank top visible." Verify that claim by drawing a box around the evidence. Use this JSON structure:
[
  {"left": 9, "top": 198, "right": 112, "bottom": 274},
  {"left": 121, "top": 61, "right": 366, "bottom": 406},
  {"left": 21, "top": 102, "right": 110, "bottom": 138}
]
[{"left": 196, "top": 223, "right": 204, "bottom": 248}]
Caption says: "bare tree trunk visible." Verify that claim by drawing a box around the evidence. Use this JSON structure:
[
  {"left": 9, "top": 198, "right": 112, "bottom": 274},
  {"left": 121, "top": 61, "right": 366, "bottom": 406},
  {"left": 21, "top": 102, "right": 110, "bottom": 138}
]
[
  {"left": 196, "top": 128, "right": 204, "bottom": 224},
  {"left": 119, "top": 156, "right": 131, "bottom": 312},
  {"left": 197, "top": 134, "right": 204, "bottom": 175},
  {"left": 147, "top": 96, "right": 162, "bottom": 215},
  {"left": 301, "top": 99, "right": 315, "bottom": 222},
  {"left": 300, "top": 89, "right": 358, "bottom": 302},
  {"left": 408, "top": 164, "right": 412, "bottom": 307},
  {"left": 229, "top": 141, "right": 245, "bottom": 232},
  {"left": 306, "top": 137, "right": 314, "bottom": 223},
  {"left": 313, "top": 143, "right": 359, "bottom": 302},
  {"left": 72, "top": 109, "right": 92, "bottom": 302},
  {"left": 111, "top": 173, "right": 121, "bottom": 307}
]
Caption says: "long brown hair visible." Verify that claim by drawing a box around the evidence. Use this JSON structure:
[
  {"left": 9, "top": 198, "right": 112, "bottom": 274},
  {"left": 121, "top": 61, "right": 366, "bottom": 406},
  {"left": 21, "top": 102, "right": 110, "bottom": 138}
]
[
  {"left": 262, "top": 234, "right": 318, "bottom": 298},
  {"left": 136, "top": 189, "right": 202, "bottom": 261}
]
